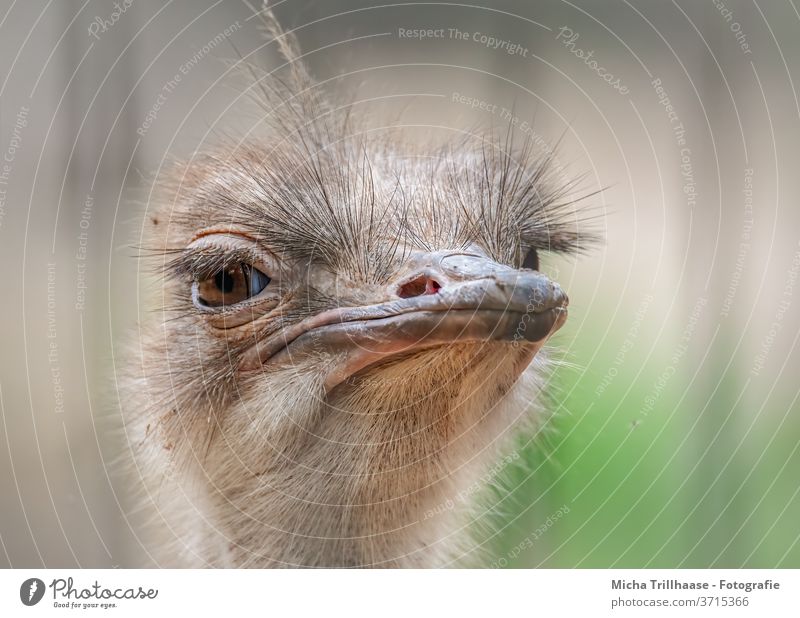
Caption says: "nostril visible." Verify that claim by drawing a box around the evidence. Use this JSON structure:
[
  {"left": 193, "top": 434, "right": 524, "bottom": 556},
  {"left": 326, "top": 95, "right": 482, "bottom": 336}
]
[
  {"left": 397, "top": 275, "right": 442, "bottom": 298},
  {"left": 425, "top": 278, "right": 442, "bottom": 295}
]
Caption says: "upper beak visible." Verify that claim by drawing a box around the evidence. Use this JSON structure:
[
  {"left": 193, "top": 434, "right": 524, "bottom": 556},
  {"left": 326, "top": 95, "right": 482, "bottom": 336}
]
[{"left": 245, "top": 251, "right": 568, "bottom": 390}]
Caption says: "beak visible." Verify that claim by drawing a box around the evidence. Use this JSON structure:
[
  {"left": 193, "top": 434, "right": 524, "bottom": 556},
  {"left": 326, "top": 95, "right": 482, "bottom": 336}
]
[{"left": 245, "top": 251, "right": 568, "bottom": 391}]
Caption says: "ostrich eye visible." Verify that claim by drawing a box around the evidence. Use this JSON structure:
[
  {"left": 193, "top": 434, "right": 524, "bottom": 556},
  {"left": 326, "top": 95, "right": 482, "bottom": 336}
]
[
  {"left": 195, "top": 264, "right": 271, "bottom": 308},
  {"left": 522, "top": 248, "right": 539, "bottom": 271}
]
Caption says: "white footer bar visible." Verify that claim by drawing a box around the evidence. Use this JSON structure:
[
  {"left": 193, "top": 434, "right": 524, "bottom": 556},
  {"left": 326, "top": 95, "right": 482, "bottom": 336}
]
[{"left": 2, "top": 569, "right": 797, "bottom": 617}]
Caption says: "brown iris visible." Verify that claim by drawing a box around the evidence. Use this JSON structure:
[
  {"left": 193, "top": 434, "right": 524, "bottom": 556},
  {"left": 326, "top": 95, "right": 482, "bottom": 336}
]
[{"left": 196, "top": 264, "right": 271, "bottom": 307}]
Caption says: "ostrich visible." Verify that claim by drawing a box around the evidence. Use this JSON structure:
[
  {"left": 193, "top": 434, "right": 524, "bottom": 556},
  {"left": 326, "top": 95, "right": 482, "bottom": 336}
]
[{"left": 124, "top": 7, "right": 586, "bottom": 568}]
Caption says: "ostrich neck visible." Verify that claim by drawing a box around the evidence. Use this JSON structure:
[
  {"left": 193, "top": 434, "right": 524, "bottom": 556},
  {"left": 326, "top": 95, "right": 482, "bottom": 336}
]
[
  {"left": 214, "top": 391, "right": 472, "bottom": 567},
  {"left": 192, "top": 348, "right": 528, "bottom": 568}
]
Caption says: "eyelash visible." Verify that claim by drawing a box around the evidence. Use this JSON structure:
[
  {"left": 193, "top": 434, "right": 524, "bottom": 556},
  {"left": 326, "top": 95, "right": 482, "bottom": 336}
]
[{"left": 166, "top": 248, "right": 260, "bottom": 282}]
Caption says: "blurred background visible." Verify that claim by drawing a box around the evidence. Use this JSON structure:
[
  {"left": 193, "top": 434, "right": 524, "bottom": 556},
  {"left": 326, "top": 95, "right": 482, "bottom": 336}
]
[{"left": 1, "top": 0, "right": 799, "bottom": 568}]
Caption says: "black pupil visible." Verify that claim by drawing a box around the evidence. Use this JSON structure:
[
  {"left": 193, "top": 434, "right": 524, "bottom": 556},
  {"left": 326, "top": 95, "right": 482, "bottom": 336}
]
[
  {"left": 522, "top": 249, "right": 539, "bottom": 271},
  {"left": 215, "top": 270, "right": 235, "bottom": 294}
]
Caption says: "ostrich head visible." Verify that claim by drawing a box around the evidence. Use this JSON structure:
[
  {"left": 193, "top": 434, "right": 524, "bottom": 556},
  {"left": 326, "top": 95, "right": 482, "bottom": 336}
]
[{"left": 125, "top": 8, "right": 587, "bottom": 568}]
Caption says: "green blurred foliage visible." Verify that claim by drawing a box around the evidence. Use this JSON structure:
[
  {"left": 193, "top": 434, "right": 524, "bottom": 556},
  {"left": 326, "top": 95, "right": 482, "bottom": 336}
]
[{"left": 485, "top": 313, "right": 800, "bottom": 568}]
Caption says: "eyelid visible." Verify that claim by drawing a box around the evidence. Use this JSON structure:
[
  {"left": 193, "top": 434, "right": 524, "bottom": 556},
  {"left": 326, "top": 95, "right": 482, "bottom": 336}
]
[
  {"left": 188, "top": 232, "right": 270, "bottom": 255},
  {"left": 175, "top": 233, "right": 281, "bottom": 279},
  {"left": 189, "top": 227, "right": 259, "bottom": 244}
]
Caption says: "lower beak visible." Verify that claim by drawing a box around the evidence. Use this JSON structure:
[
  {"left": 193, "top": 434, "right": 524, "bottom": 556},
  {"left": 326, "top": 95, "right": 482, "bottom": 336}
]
[{"left": 245, "top": 253, "right": 568, "bottom": 390}]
